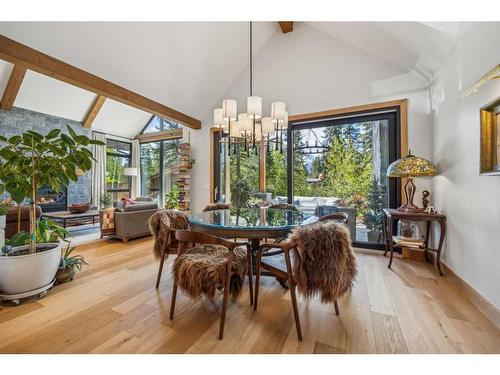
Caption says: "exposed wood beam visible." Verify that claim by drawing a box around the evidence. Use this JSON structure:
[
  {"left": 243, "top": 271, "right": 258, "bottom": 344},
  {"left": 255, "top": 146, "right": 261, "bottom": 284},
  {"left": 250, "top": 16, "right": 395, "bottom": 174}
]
[
  {"left": 278, "top": 22, "right": 293, "bottom": 34},
  {"left": 0, "top": 34, "right": 201, "bottom": 129},
  {"left": 0, "top": 64, "right": 27, "bottom": 110},
  {"left": 82, "top": 95, "right": 106, "bottom": 129}
]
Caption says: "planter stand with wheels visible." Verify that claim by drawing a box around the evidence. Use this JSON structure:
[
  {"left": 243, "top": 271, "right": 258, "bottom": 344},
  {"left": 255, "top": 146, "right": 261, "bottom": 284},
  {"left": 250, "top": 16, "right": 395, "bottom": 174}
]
[{"left": 0, "top": 278, "right": 55, "bottom": 305}]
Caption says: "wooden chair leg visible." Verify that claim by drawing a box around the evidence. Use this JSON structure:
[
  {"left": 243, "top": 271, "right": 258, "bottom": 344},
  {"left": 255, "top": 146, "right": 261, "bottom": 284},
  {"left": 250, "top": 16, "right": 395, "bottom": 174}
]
[
  {"left": 288, "top": 278, "right": 303, "bottom": 341},
  {"left": 155, "top": 251, "right": 166, "bottom": 289},
  {"left": 254, "top": 249, "right": 262, "bottom": 311},
  {"left": 169, "top": 280, "right": 178, "bottom": 320},
  {"left": 246, "top": 244, "right": 254, "bottom": 306},
  {"left": 334, "top": 299, "right": 340, "bottom": 316},
  {"left": 218, "top": 253, "right": 234, "bottom": 340}
]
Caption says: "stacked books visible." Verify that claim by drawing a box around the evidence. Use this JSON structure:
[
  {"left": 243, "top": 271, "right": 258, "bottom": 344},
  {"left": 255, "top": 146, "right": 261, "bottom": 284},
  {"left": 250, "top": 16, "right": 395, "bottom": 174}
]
[
  {"left": 177, "top": 142, "right": 192, "bottom": 212},
  {"left": 392, "top": 236, "right": 424, "bottom": 248}
]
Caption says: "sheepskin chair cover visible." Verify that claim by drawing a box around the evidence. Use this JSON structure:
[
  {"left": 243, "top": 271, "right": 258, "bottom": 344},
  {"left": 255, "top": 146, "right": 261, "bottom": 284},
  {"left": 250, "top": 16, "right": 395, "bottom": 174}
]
[
  {"left": 288, "top": 221, "right": 357, "bottom": 303},
  {"left": 203, "top": 202, "right": 232, "bottom": 211},
  {"left": 173, "top": 244, "right": 248, "bottom": 299},
  {"left": 149, "top": 209, "right": 190, "bottom": 259}
]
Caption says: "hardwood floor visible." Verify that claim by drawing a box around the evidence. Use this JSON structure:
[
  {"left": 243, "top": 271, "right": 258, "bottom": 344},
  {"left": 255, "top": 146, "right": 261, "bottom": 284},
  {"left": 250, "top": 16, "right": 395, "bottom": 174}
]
[{"left": 0, "top": 237, "right": 498, "bottom": 354}]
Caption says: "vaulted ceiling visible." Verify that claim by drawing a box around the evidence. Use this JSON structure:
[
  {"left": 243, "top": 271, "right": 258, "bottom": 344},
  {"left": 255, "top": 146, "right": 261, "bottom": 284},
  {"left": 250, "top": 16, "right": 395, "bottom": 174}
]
[{"left": 0, "top": 22, "right": 457, "bottom": 137}]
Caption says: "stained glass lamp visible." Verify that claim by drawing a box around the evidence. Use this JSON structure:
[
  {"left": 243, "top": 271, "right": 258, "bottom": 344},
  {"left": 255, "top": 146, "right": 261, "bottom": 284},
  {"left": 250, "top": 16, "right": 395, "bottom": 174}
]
[{"left": 386, "top": 151, "right": 438, "bottom": 212}]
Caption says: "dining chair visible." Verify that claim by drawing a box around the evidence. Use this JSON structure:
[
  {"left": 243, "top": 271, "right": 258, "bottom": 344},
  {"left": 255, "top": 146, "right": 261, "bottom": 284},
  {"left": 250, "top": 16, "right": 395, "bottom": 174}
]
[
  {"left": 170, "top": 230, "right": 254, "bottom": 340},
  {"left": 254, "top": 221, "right": 357, "bottom": 341},
  {"left": 318, "top": 211, "right": 348, "bottom": 224},
  {"left": 149, "top": 209, "right": 190, "bottom": 289},
  {"left": 203, "top": 202, "right": 232, "bottom": 211}
]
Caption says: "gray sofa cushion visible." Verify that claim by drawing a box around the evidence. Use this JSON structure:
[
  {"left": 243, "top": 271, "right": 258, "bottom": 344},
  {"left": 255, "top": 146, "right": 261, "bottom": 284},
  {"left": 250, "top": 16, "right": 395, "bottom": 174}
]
[{"left": 123, "top": 202, "right": 158, "bottom": 212}]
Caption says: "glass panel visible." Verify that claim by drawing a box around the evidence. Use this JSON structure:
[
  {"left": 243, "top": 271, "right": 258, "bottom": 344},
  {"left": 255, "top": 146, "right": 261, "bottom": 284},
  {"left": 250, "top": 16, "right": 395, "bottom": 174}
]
[
  {"left": 142, "top": 116, "right": 180, "bottom": 134},
  {"left": 162, "top": 139, "right": 180, "bottom": 205},
  {"left": 292, "top": 120, "right": 390, "bottom": 245},
  {"left": 140, "top": 142, "right": 161, "bottom": 200},
  {"left": 106, "top": 155, "right": 130, "bottom": 191},
  {"left": 106, "top": 139, "right": 131, "bottom": 156},
  {"left": 229, "top": 141, "right": 260, "bottom": 206},
  {"left": 266, "top": 131, "right": 288, "bottom": 201}
]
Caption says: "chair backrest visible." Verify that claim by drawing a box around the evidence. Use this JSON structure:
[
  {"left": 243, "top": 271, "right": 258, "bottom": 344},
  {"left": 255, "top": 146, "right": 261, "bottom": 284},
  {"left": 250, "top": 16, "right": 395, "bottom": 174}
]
[
  {"left": 268, "top": 203, "right": 299, "bottom": 211},
  {"left": 203, "top": 202, "right": 232, "bottom": 212},
  {"left": 175, "top": 230, "right": 239, "bottom": 251},
  {"left": 318, "top": 212, "right": 348, "bottom": 224},
  {"left": 149, "top": 209, "right": 189, "bottom": 259},
  {"left": 288, "top": 221, "right": 357, "bottom": 302}
]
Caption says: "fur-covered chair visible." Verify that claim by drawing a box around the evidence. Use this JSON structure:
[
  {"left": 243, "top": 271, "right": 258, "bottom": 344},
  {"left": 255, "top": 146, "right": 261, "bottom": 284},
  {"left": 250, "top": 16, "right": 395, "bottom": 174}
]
[
  {"left": 170, "top": 230, "right": 253, "bottom": 340},
  {"left": 149, "top": 209, "right": 190, "bottom": 288},
  {"left": 203, "top": 202, "right": 231, "bottom": 211},
  {"left": 254, "top": 221, "right": 357, "bottom": 341}
]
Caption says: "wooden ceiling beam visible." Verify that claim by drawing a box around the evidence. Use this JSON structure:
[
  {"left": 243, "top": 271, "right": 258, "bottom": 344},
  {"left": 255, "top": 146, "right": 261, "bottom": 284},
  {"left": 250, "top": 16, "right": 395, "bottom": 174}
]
[
  {"left": 278, "top": 22, "right": 293, "bottom": 34},
  {"left": 83, "top": 95, "right": 106, "bottom": 129},
  {"left": 0, "top": 34, "right": 201, "bottom": 129},
  {"left": 0, "top": 64, "right": 27, "bottom": 110}
]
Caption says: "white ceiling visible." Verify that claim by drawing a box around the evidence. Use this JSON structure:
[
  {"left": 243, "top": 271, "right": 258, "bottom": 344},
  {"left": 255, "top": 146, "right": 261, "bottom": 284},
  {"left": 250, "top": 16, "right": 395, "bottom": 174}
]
[{"left": 0, "top": 22, "right": 458, "bottom": 137}]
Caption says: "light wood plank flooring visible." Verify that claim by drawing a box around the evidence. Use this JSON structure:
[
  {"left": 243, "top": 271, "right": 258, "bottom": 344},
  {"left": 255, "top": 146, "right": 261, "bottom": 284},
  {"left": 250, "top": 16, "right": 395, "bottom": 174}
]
[{"left": 0, "top": 237, "right": 498, "bottom": 354}]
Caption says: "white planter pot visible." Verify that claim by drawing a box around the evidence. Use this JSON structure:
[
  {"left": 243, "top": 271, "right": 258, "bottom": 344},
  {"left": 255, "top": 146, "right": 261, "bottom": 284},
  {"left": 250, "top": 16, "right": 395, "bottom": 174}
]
[
  {"left": 0, "top": 243, "right": 61, "bottom": 295},
  {"left": 0, "top": 215, "right": 5, "bottom": 249}
]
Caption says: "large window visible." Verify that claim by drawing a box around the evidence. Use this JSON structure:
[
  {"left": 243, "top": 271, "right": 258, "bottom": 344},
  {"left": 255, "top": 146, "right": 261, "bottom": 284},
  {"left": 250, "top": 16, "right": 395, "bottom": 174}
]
[
  {"left": 288, "top": 112, "right": 400, "bottom": 248},
  {"left": 212, "top": 104, "right": 403, "bottom": 249},
  {"left": 106, "top": 139, "right": 132, "bottom": 201},
  {"left": 139, "top": 116, "right": 181, "bottom": 206}
]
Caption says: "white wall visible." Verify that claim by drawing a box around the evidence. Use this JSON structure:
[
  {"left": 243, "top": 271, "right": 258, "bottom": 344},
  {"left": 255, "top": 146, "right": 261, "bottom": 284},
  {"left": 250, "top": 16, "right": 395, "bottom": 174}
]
[
  {"left": 432, "top": 22, "right": 500, "bottom": 308},
  {"left": 190, "top": 22, "right": 435, "bottom": 212}
]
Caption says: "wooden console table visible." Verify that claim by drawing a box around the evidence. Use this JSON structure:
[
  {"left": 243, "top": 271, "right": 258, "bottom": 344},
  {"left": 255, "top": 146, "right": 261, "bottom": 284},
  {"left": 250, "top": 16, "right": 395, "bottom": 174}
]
[{"left": 383, "top": 208, "right": 447, "bottom": 276}]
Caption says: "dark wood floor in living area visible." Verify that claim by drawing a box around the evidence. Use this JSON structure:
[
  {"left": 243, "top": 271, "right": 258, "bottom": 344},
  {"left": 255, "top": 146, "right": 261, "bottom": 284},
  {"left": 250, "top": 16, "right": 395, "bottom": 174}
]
[{"left": 0, "top": 237, "right": 498, "bottom": 354}]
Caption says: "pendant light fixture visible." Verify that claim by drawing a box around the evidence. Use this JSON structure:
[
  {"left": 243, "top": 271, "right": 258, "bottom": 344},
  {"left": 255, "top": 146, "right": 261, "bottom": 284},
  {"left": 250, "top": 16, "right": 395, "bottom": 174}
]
[{"left": 214, "top": 22, "right": 287, "bottom": 156}]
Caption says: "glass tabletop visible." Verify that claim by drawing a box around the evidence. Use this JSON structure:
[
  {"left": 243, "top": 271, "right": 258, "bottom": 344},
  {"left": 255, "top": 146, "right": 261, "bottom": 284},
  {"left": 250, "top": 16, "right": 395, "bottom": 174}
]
[{"left": 188, "top": 208, "right": 318, "bottom": 230}]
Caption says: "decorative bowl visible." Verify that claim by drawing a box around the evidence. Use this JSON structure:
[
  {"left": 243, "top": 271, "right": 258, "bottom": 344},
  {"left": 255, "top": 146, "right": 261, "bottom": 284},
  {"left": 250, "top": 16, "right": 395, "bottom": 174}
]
[{"left": 69, "top": 204, "right": 91, "bottom": 214}]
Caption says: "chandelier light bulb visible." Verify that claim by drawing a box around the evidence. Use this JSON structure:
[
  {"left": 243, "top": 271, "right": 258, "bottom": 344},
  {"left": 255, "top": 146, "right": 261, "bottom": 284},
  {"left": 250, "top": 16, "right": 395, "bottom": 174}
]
[
  {"left": 247, "top": 96, "right": 263, "bottom": 120},
  {"left": 222, "top": 99, "right": 237, "bottom": 121},
  {"left": 271, "top": 101, "right": 286, "bottom": 124}
]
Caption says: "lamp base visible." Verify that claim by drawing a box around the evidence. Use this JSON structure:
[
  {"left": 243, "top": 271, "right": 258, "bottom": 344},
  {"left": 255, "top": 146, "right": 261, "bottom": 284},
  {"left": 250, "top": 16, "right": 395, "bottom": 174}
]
[{"left": 398, "top": 177, "right": 423, "bottom": 213}]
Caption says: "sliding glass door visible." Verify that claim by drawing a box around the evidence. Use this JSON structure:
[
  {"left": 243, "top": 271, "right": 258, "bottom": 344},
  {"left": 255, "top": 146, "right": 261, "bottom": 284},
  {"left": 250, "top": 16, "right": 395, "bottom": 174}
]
[{"left": 288, "top": 112, "right": 400, "bottom": 248}]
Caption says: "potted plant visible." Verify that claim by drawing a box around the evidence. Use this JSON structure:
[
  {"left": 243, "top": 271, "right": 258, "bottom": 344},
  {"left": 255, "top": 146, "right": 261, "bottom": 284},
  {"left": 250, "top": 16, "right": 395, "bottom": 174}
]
[
  {"left": 364, "top": 177, "right": 385, "bottom": 243},
  {"left": 0, "top": 199, "right": 13, "bottom": 249},
  {"left": 56, "top": 242, "right": 88, "bottom": 284},
  {"left": 164, "top": 185, "right": 180, "bottom": 210},
  {"left": 0, "top": 126, "right": 104, "bottom": 302},
  {"left": 99, "top": 191, "right": 113, "bottom": 209}
]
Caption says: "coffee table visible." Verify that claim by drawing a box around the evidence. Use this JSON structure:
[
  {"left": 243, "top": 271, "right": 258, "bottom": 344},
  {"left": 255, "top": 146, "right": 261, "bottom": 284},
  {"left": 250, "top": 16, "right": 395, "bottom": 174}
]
[{"left": 41, "top": 210, "right": 100, "bottom": 228}]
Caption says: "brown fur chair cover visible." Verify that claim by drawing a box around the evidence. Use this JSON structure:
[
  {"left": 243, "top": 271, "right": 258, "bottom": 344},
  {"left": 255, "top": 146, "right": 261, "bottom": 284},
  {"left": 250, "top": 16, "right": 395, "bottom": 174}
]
[
  {"left": 149, "top": 209, "right": 190, "bottom": 259},
  {"left": 288, "top": 221, "right": 357, "bottom": 303},
  {"left": 173, "top": 244, "right": 248, "bottom": 299},
  {"left": 203, "top": 202, "right": 232, "bottom": 211},
  {"left": 268, "top": 203, "right": 299, "bottom": 211}
]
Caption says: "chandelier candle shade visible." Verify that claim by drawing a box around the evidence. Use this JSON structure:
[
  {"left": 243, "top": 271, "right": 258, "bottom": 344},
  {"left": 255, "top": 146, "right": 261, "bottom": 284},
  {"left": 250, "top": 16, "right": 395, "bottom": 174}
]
[{"left": 386, "top": 151, "right": 438, "bottom": 213}]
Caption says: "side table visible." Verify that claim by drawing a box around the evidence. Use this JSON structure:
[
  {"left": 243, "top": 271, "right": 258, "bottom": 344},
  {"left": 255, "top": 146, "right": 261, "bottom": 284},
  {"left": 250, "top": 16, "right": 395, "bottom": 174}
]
[{"left": 383, "top": 208, "right": 447, "bottom": 276}]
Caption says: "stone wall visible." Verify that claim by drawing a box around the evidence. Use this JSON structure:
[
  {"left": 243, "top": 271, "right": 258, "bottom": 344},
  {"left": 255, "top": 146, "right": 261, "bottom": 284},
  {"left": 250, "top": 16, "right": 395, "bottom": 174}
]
[{"left": 0, "top": 107, "right": 92, "bottom": 206}]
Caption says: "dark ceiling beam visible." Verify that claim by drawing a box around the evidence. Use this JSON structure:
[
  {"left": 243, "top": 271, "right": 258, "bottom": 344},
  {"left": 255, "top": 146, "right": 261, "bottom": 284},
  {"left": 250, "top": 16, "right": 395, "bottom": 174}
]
[
  {"left": 0, "top": 64, "right": 27, "bottom": 110},
  {"left": 0, "top": 34, "right": 201, "bottom": 129}
]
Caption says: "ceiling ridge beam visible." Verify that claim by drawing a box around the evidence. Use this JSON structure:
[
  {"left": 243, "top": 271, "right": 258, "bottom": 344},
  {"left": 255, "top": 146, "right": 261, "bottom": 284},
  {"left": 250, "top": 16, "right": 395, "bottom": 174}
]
[
  {"left": 278, "top": 22, "right": 293, "bottom": 34},
  {"left": 83, "top": 95, "right": 106, "bottom": 129},
  {"left": 0, "top": 64, "right": 27, "bottom": 110},
  {"left": 0, "top": 34, "right": 201, "bottom": 129}
]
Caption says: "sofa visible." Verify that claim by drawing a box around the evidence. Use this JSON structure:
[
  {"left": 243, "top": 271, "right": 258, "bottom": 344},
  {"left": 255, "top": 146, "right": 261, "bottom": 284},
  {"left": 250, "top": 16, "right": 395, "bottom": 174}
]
[
  {"left": 100, "top": 197, "right": 159, "bottom": 242},
  {"left": 5, "top": 205, "right": 42, "bottom": 239}
]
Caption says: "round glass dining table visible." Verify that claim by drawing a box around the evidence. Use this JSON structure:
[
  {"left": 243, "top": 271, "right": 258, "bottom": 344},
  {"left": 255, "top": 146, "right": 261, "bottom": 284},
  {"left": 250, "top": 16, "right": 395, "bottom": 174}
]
[{"left": 188, "top": 207, "right": 318, "bottom": 252}]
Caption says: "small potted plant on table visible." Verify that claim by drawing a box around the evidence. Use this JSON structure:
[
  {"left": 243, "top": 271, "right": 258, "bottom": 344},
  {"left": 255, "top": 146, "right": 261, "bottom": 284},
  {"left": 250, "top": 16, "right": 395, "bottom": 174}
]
[{"left": 0, "top": 126, "right": 104, "bottom": 303}]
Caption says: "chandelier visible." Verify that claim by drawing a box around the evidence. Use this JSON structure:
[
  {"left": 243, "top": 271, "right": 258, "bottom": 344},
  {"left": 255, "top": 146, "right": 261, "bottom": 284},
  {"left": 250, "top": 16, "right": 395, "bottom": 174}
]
[{"left": 213, "top": 22, "right": 288, "bottom": 156}]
